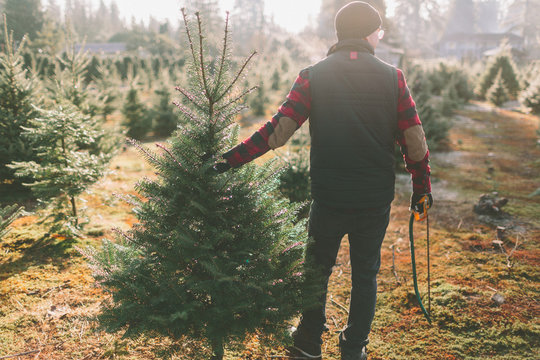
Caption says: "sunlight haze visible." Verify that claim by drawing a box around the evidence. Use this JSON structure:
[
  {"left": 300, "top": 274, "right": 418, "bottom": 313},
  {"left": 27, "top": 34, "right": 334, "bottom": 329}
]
[{"left": 59, "top": 0, "right": 399, "bottom": 33}]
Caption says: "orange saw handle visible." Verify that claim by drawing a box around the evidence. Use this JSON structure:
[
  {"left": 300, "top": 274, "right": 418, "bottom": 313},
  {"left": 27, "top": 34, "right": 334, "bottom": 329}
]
[{"left": 412, "top": 195, "right": 431, "bottom": 222}]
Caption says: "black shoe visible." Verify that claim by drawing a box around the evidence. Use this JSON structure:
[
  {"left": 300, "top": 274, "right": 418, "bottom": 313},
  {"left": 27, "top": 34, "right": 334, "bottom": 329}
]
[
  {"left": 341, "top": 346, "right": 367, "bottom": 360},
  {"left": 339, "top": 332, "right": 367, "bottom": 360},
  {"left": 286, "top": 327, "right": 322, "bottom": 359}
]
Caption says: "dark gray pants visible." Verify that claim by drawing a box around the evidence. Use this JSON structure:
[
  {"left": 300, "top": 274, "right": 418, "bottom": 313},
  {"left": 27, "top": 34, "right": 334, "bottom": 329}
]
[{"left": 298, "top": 200, "right": 390, "bottom": 350}]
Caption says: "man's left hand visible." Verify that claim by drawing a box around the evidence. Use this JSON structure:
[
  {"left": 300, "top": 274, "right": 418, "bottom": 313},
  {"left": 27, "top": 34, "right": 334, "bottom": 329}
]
[{"left": 410, "top": 193, "right": 433, "bottom": 213}]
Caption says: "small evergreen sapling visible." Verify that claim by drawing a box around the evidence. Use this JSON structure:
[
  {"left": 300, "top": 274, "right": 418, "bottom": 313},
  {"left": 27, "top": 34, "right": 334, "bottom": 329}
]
[
  {"left": 85, "top": 10, "right": 316, "bottom": 359},
  {"left": 152, "top": 86, "right": 178, "bottom": 137},
  {"left": 94, "top": 62, "right": 120, "bottom": 121},
  {"left": 520, "top": 75, "right": 540, "bottom": 114},
  {"left": 250, "top": 79, "right": 268, "bottom": 116},
  {"left": 0, "top": 18, "right": 41, "bottom": 187},
  {"left": 487, "top": 70, "right": 510, "bottom": 107},
  {"left": 476, "top": 52, "right": 520, "bottom": 100},
  {"left": 9, "top": 103, "right": 114, "bottom": 232},
  {"left": 122, "top": 84, "right": 151, "bottom": 140},
  {"left": 271, "top": 69, "right": 281, "bottom": 90},
  {"left": 51, "top": 40, "right": 95, "bottom": 115}
]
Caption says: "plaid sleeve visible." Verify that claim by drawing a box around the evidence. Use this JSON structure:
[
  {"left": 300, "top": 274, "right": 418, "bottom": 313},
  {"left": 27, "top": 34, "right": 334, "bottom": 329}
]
[
  {"left": 222, "top": 68, "right": 311, "bottom": 168},
  {"left": 395, "top": 69, "right": 431, "bottom": 194}
]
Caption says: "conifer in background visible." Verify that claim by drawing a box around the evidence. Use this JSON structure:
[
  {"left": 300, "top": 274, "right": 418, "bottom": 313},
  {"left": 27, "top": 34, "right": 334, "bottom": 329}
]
[
  {"left": 0, "top": 19, "right": 40, "bottom": 188},
  {"left": 250, "top": 80, "right": 268, "bottom": 116},
  {"left": 9, "top": 103, "right": 114, "bottom": 233},
  {"left": 85, "top": 10, "right": 316, "bottom": 359},
  {"left": 122, "top": 84, "right": 151, "bottom": 140},
  {"left": 271, "top": 69, "right": 281, "bottom": 91},
  {"left": 3, "top": 0, "right": 44, "bottom": 41},
  {"left": 51, "top": 40, "right": 95, "bottom": 115},
  {"left": 94, "top": 62, "right": 120, "bottom": 121},
  {"left": 0, "top": 205, "right": 25, "bottom": 240},
  {"left": 520, "top": 75, "right": 540, "bottom": 114},
  {"left": 476, "top": 52, "right": 520, "bottom": 99},
  {"left": 487, "top": 70, "right": 510, "bottom": 107},
  {"left": 152, "top": 86, "right": 178, "bottom": 137}
]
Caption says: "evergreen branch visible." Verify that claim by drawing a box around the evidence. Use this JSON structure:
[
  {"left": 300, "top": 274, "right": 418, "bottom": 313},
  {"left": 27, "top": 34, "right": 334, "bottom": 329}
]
[
  {"left": 172, "top": 100, "right": 198, "bottom": 123},
  {"left": 217, "top": 51, "right": 257, "bottom": 103},
  {"left": 213, "top": 11, "right": 230, "bottom": 99},
  {"left": 112, "top": 227, "right": 144, "bottom": 248},
  {"left": 195, "top": 12, "right": 211, "bottom": 101},
  {"left": 181, "top": 9, "right": 201, "bottom": 80},
  {"left": 216, "top": 86, "right": 258, "bottom": 113},
  {"left": 155, "top": 143, "right": 185, "bottom": 170},
  {"left": 174, "top": 86, "right": 205, "bottom": 112},
  {"left": 127, "top": 138, "right": 162, "bottom": 166},
  {"left": 113, "top": 193, "right": 141, "bottom": 207}
]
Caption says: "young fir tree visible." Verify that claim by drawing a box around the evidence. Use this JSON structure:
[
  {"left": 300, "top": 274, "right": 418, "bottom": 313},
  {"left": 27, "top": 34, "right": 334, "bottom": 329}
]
[
  {"left": 0, "top": 19, "right": 41, "bottom": 188},
  {"left": 51, "top": 39, "right": 94, "bottom": 114},
  {"left": 84, "top": 11, "right": 316, "bottom": 359},
  {"left": 9, "top": 103, "right": 114, "bottom": 232},
  {"left": 520, "top": 75, "right": 540, "bottom": 114},
  {"left": 152, "top": 86, "right": 178, "bottom": 137},
  {"left": 476, "top": 51, "right": 520, "bottom": 100},
  {"left": 250, "top": 79, "right": 268, "bottom": 116},
  {"left": 94, "top": 62, "right": 120, "bottom": 121},
  {"left": 0, "top": 205, "right": 25, "bottom": 240},
  {"left": 122, "top": 84, "right": 151, "bottom": 140},
  {"left": 271, "top": 68, "right": 281, "bottom": 91},
  {"left": 487, "top": 70, "right": 510, "bottom": 107}
]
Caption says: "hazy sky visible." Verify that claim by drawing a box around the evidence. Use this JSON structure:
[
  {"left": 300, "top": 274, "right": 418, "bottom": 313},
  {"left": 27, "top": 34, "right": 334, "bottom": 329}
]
[{"left": 68, "top": 0, "right": 398, "bottom": 33}]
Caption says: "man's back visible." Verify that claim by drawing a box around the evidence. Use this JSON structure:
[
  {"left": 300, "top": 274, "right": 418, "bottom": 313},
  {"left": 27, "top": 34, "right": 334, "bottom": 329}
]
[{"left": 309, "top": 39, "right": 399, "bottom": 209}]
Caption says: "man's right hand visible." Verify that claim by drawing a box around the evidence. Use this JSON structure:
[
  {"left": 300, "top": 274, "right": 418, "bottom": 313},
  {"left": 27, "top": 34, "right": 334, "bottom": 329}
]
[{"left": 214, "top": 162, "right": 231, "bottom": 174}]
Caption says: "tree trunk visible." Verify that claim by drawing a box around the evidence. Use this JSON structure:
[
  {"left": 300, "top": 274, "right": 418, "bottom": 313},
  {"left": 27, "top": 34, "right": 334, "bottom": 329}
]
[
  {"left": 70, "top": 196, "right": 78, "bottom": 226},
  {"left": 210, "top": 338, "right": 224, "bottom": 360}
]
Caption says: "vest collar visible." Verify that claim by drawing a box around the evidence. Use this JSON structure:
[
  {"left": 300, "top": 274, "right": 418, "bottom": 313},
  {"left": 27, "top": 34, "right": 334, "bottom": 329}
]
[{"left": 327, "top": 39, "right": 375, "bottom": 56}]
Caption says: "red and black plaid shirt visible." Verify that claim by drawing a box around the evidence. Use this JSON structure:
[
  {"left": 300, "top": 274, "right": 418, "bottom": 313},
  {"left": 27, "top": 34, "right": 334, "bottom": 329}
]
[{"left": 223, "top": 68, "right": 431, "bottom": 195}]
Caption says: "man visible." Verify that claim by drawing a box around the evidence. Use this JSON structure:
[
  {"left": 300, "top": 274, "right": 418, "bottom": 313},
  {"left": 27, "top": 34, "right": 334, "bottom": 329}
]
[{"left": 215, "top": 2, "right": 433, "bottom": 359}]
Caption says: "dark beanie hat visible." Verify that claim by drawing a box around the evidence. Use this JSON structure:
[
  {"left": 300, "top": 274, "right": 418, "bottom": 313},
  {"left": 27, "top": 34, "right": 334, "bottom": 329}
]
[{"left": 335, "top": 1, "right": 382, "bottom": 41}]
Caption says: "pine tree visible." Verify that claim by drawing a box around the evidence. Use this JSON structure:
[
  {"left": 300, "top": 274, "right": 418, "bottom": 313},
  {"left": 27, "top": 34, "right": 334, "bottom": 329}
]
[
  {"left": 250, "top": 80, "right": 268, "bottom": 116},
  {"left": 271, "top": 69, "right": 281, "bottom": 90},
  {"left": 520, "top": 75, "right": 540, "bottom": 114},
  {"left": 232, "top": 0, "right": 265, "bottom": 44},
  {"left": 3, "top": 0, "right": 44, "bottom": 41},
  {"left": 444, "top": 0, "right": 476, "bottom": 35},
  {"left": 486, "top": 70, "right": 510, "bottom": 107},
  {"left": 0, "top": 19, "right": 41, "bottom": 188},
  {"left": 52, "top": 39, "right": 93, "bottom": 114},
  {"left": 84, "top": 11, "right": 317, "bottom": 359},
  {"left": 94, "top": 62, "right": 119, "bottom": 121},
  {"left": 0, "top": 205, "right": 25, "bottom": 240},
  {"left": 152, "top": 86, "right": 178, "bottom": 138},
  {"left": 30, "top": 16, "right": 65, "bottom": 56},
  {"left": 122, "top": 85, "right": 151, "bottom": 140},
  {"left": 8, "top": 103, "right": 114, "bottom": 232},
  {"left": 476, "top": 51, "right": 520, "bottom": 100},
  {"left": 183, "top": 0, "right": 221, "bottom": 35}
]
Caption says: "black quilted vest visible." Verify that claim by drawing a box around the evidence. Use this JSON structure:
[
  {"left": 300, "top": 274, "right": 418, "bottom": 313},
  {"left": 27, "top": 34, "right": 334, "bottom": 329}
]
[{"left": 309, "top": 39, "right": 399, "bottom": 209}]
